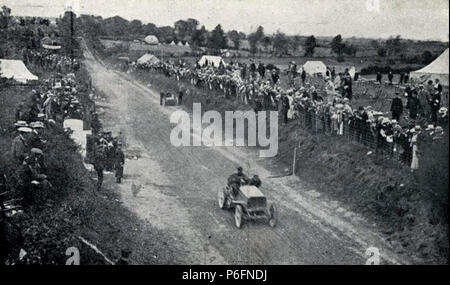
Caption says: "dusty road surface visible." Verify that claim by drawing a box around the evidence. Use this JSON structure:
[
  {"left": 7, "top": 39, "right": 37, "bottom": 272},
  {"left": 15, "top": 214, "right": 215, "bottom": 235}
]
[{"left": 83, "top": 48, "right": 416, "bottom": 264}]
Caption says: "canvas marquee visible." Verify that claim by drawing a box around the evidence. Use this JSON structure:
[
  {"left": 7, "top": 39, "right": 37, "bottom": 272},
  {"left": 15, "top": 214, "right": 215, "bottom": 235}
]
[
  {"left": 197, "top": 55, "right": 226, "bottom": 68},
  {"left": 302, "top": 61, "right": 327, "bottom": 76},
  {"left": 0, "top": 59, "right": 38, "bottom": 83},
  {"left": 410, "top": 48, "right": 449, "bottom": 86},
  {"left": 137, "top": 53, "right": 160, "bottom": 65}
]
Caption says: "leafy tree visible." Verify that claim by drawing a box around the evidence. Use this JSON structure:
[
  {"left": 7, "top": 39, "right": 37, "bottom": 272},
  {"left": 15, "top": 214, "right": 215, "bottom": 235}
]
[
  {"left": 129, "top": 19, "right": 143, "bottom": 35},
  {"left": 191, "top": 25, "right": 208, "bottom": 47},
  {"left": 142, "top": 22, "right": 158, "bottom": 36},
  {"left": 78, "top": 15, "right": 106, "bottom": 40},
  {"left": 377, "top": 46, "right": 387, "bottom": 57},
  {"left": 343, "top": 43, "right": 357, "bottom": 56},
  {"left": 331, "top": 34, "right": 345, "bottom": 55},
  {"left": 208, "top": 24, "right": 226, "bottom": 50},
  {"left": 385, "top": 35, "right": 402, "bottom": 56},
  {"left": 304, "top": 35, "right": 316, "bottom": 56},
  {"left": 157, "top": 26, "right": 175, "bottom": 43},
  {"left": 247, "top": 26, "right": 265, "bottom": 54},
  {"left": 227, "top": 30, "right": 241, "bottom": 49},
  {"left": 102, "top": 16, "right": 130, "bottom": 38},
  {"left": 0, "top": 5, "right": 11, "bottom": 29},
  {"left": 262, "top": 36, "right": 272, "bottom": 50},
  {"left": 174, "top": 19, "right": 199, "bottom": 41},
  {"left": 421, "top": 50, "right": 434, "bottom": 64},
  {"left": 247, "top": 32, "right": 258, "bottom": 54},
  {"left": 370, "top": 39, "right": 379, "bottom": 49},
  {"left": 272, "top": 31, "right": 289, "bottom": 55},
  {"left": 255, "top": 26, "right": 264, "bottom": 42}
]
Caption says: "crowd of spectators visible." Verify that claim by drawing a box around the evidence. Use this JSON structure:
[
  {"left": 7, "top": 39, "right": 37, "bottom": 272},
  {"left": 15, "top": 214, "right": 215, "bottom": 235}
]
[
  {"left": 1, "top": 54, "right": 123, "bottom": 222},
  {"left": 23, "top": 49, "right": 79, "bottom": 73},
  {"left": 132, "top": 56, "right": 448, "bottom": 170}
]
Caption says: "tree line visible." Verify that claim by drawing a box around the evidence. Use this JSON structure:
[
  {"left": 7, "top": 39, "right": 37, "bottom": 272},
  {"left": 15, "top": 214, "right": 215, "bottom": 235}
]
[{"left": 1, "top": 5, "right": 445, "bottom": 63}]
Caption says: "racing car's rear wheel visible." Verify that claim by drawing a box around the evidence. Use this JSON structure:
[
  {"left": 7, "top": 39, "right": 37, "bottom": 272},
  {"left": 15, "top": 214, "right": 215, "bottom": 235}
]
[
  {"left": 235, "top": 205, "right": 243, "bottom": 228},
  {"left": 218, "top": 189, "right": 226, "bottom": 209},
  {"left": 268, "top": 203, "right": 277, "bottom": 228}
]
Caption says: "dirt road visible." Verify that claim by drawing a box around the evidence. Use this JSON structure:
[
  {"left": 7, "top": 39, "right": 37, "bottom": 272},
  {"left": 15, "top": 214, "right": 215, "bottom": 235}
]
[{"left": 83, "top": 48, "right": 414, "bottom": 264}]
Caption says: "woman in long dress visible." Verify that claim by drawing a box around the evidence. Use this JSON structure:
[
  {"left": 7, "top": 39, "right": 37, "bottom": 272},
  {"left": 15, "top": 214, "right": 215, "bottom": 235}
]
[{"left": 410, "top": 127, "right": 420, "bottom": 170}]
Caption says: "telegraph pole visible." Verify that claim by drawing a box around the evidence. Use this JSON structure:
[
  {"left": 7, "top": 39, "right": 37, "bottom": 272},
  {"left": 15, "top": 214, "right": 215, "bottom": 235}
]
[{"left": 70, "top": 9, "right": 74, "bottom": 67}]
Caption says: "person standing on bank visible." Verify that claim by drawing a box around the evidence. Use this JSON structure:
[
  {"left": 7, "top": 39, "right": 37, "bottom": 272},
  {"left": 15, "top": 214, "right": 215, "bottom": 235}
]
[
  {"left": 390, "top": 93, "right": 403, "bottom": 121},
  {"left": 114, "top": 143, "right": 125, "bottom": 183},
  {"left": 93, "top": 141, "right": 106, "bottom": 191},
  {"left": 160, "top": 92, "right": 165, "bottom": 106},
  {"left": 388, "top": 72, "right": 394, "bottom": 85},
  {"left": 178, "top": 90, "right": 183, "bottom": 105},
  {"left": 11, "top": 127, "right": 31, "bottom": 165}
]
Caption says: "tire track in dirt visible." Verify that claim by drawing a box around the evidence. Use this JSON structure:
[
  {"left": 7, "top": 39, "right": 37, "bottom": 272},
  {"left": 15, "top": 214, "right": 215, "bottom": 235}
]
[
  {"left": 84, "top": 52, "right": 415, "bottom": 264},
  {"left": 117, "top": 70, "right": 414, "bottom": 264}
]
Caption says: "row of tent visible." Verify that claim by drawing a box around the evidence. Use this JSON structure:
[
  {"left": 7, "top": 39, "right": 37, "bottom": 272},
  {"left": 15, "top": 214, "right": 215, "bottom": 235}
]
[
  {"left": 136, "top": 54, "right": 224, "bottom": 68},
  {"left": 1, "top": 48, "right": 447, "bottom": 86},
  {"left": 299, "top": 48, "right": 449, "bottom": 85},
  {"left": 143, "top": 35, "right": 190, "bottom": 47},
  {"left": 136, "top": 50, "right": 449, "bottom": 86}
]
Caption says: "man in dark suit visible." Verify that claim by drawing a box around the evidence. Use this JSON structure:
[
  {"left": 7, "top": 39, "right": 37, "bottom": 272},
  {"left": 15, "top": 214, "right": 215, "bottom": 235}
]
[
  {"left": 160, "top": 92, "right": 165, "bottom": 106},
  {"left": 390, "top": 93, "right": 403, "bottom": 121}
]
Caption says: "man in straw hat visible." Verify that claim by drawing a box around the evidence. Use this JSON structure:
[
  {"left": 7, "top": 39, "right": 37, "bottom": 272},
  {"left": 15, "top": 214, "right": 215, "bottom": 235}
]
[
  {"left": 17, "top": 148, "right": 50, "bottom": 206},
  {"left": 11, "top": 127, "right": 32, "bottom": 164}
]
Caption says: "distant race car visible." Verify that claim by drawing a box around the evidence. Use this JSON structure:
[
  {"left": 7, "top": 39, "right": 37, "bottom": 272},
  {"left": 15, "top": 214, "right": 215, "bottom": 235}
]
[
  {"left": 162, "top": 93, "right": 178, "bottom": 106},
  {"left": 218, "top": 183, "right": 277, "bottom": 228}
]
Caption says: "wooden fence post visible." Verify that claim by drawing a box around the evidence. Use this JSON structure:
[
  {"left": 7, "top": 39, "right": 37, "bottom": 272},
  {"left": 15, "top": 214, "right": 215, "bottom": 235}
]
[{"left": 292, "top": 147, "right": 297, "bottom": 176}]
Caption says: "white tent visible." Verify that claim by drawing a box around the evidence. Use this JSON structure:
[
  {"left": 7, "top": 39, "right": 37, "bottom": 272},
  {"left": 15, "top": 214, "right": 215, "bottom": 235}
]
[
  {"left": 137, "top": 53, "right": 160, "bottom": 65},
  {"left": 198, "top": 55, "right": 226, "bottom": 68},
  {"left": 144, "top": 35, "right": 159, "bottom": 45},
  {"left": 410, "top": 48, "right": 449, "bottom": 86},
  {"left": 185, "top": 42, "right": 190, "bottom": 47},
  {"left": 177, "top": 41, "right": 184, "bottom": 46},
  {"left": 302, "top": 61, "right": 327, "bottom": 76},
  {"left": 170, "top": 41, "right": 176, "bottom": 46},
  {"left": 349, "top": 66, "right": 356, "bottom": 78},
  {"left": 0, "top": 59, "right": 38, "bottom": 83}
]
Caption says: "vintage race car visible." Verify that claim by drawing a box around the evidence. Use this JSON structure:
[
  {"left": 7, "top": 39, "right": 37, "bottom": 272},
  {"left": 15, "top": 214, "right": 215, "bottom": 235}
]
[
  {"left": 218, "top": 184, "right": 277, "bottom": 228},
  {"left": 162, "top": 93, "right": 178, "bottom": 106}
]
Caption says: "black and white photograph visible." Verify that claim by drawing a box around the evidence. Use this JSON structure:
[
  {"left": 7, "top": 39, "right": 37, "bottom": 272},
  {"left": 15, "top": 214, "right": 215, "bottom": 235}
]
[{"left": 0, "top": 0, "right": 448, "bottom": 270}]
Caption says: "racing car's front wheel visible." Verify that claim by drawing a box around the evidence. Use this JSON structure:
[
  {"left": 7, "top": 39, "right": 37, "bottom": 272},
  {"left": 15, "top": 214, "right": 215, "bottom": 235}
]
[
  {"left": 235, "top": 205, "right": 243, "bottom": 228},
  {"left": 268, "top": 203, "right": 277, "bottom": 228},
  {"left": 218, "top": 188, "right": 226, "bottom": 209}
]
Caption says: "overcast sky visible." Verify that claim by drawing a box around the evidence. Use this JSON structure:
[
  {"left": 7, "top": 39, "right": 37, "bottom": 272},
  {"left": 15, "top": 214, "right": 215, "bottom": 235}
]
[{"left": 1, "top": 0, "right": 449, "bottom": 41}]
